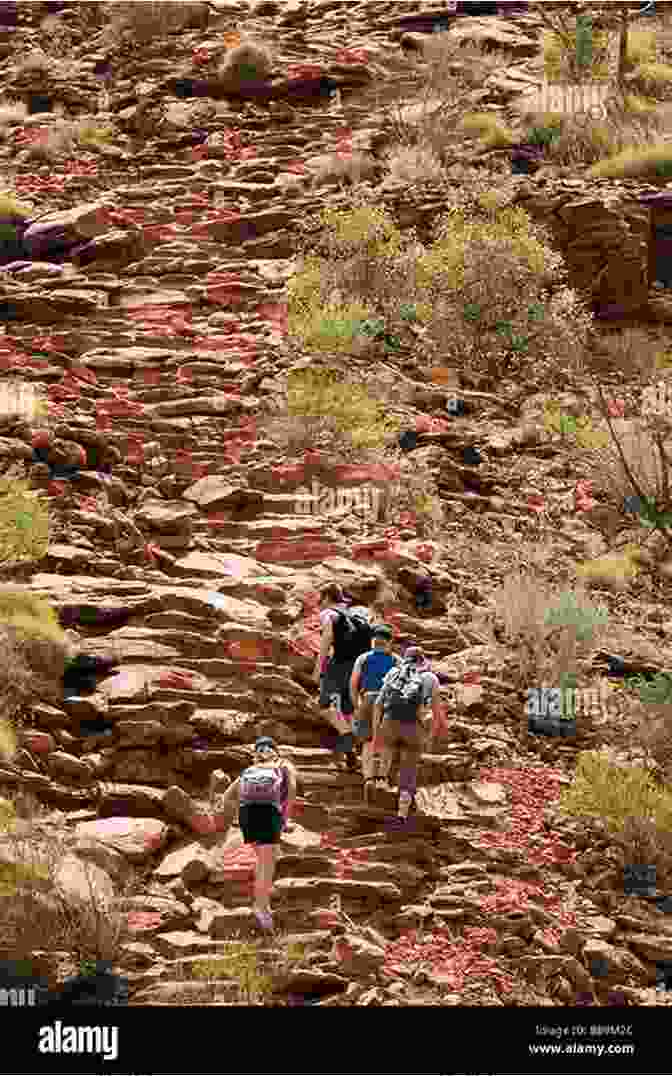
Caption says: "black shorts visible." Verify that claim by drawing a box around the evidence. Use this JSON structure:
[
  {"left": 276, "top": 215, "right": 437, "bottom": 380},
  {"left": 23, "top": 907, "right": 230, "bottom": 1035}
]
[
  {"left": 239, "top": 804, "right": 284, "bottom": 846},
  {"left": 319, "top": 659, "right": 356, "bottom": 716}
]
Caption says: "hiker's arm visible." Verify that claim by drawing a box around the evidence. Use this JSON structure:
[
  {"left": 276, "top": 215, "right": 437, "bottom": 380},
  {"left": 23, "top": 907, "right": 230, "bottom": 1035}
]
[
  {"left": 283, "top": 762, "right": 298, "bottom": 820},
  {"left": 213, "top": 778, "right": 240, "bottom": 821},
  {"left": 313, "top": 619, "right": 333, "bottom": 682},
  {"left": 350, "top": 661, "right": 362, "bottom": 709},
  {"left": 427, "top": 691, "right": 443, "bottom": 733}
]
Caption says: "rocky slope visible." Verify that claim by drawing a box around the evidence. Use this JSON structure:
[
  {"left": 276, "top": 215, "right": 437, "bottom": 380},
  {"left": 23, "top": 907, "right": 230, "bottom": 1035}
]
[{"left": 0, "top": 0, "right": 672, "bottom": 1009}]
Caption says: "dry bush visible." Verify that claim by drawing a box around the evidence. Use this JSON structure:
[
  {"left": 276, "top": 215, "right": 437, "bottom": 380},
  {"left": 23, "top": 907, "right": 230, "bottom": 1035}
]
[
  {"left": 485, "top": 574, "right": 608, "bottom": 692},
  {"left": 589, "top": 327, "right": 666, "bottom": 379},
  {"left": 374, "top": 38, "right": 505, "bottom": 166},
  {"left": 104, "top": 1, "right": 208, "bottom": 42},
  {"left": 383, "top": 460, "right": 444, "bottom": 537},
  {"left": 0, "top": 590, "right": 72, "bottom": 719},
  {"left": 385, "top": 144, "right": 447, "bottom": 184},
  {"left": 635, "top": 697, "right": 672, "bottom": 786},
  {"left": 309, "top": 151, "right": 377, "bottom": 188},
  {"left": 0, "top": 818, "right": 128, "bottom": 973},
  {"left": 588, "top": 139, "right": 672, "bottom": 178},
  {"left": 544, "top": 111, "right": 661, "bottom": 166},
  {"left": 219, "top": 40, "right": 273, "bottom": 86},
  {"left": 588, "top": 415, "right": 672, "bottom": 512}
]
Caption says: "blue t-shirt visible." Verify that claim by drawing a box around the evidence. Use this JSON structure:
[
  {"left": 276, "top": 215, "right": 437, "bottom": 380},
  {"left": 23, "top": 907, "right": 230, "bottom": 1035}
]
[{"left": 352, "top": 648, "right": 398, "bottom": 693}]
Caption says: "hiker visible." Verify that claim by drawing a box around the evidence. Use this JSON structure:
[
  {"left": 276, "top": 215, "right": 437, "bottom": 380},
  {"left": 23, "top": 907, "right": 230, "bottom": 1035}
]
[
  {"left": 313, "top": 582, "right": 372, "bottom": 771},
  {"left": 349, "top": 624, "right": 399, "bottom": 798},
  {"left": 212, "top": 737, "right": 296, "bottom": 932},
  {"left": 373, "top": 645, "right": 441, "bottom": 820}
]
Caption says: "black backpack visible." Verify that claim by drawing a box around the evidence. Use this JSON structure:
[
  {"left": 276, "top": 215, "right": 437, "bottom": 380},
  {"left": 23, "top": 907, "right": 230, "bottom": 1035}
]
[{"left": 330, "top": 609, "right": 372, "bottom": 663}]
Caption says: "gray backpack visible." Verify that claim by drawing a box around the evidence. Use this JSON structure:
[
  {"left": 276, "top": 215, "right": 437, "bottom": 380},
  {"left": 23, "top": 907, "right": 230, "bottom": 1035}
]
[{"left": 382, "top": 661, "right": 427, "bottom": 722}]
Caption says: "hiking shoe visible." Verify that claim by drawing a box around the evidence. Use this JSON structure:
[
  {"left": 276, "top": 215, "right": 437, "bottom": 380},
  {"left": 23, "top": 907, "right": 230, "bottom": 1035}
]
[{"left": 398, "top": 791, "right": 413, "bottom": 820}]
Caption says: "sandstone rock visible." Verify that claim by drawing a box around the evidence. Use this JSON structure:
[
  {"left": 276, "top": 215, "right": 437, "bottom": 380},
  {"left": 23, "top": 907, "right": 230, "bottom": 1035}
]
[
  {"left": 582, "top": 939, "right": 649, "bottom": 981},
  {"left": 332, "top": 933, "right": 386, "bottom": 977},
  {"left": 625, "top": 933, "right": 672, "bottom": 964},
  {"left": 163, "top": 786, "right": 215, "bottom": 835},
  {"left": 74, "top": 817, "right": 169, "bottom": 862}
]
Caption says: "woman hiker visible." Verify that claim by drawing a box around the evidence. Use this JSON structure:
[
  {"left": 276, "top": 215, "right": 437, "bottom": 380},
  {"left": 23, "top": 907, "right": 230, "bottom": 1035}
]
[
  {"left": 349, "top": 624, "right": 399, "bottom": 800},
  {"left": 373, "top": 645, "right": 441, "bottom": 820},
  {"left": 211, "top": 736, "right": 297, "bottom": 932}
]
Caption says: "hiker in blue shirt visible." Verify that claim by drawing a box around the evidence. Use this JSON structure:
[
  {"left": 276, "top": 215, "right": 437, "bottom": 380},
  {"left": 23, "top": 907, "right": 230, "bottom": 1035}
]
[{"left": 349, "top": 624, "right": 399, "bottom": 798}]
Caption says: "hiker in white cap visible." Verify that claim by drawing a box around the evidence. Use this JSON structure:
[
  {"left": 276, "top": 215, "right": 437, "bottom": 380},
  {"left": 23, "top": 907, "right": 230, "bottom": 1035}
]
[{"left": 212, "top": 736, "right": 296, "bottom": 932}]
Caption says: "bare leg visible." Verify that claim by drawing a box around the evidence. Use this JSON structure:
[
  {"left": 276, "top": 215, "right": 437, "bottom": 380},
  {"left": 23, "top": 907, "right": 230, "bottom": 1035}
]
[
  {"left": 254, "top": 845, "right": 277, "bottom": 913},
  {"left": 326, "top": 692, "right": 351, "bottom": 736}
]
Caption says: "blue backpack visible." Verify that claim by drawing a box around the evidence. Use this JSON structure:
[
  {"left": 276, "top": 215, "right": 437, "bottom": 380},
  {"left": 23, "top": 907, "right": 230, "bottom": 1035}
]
[{"left": 359, "top": 650, "right": 397, "bottom": 693}]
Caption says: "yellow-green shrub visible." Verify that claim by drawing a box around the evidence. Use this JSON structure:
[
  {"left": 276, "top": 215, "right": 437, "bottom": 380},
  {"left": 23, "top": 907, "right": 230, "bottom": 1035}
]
[
  {"left": 189, "top": 942, "right": 273, "bottom": 1002},
  {"left": 559, "top": 750, "right": 672, "bottom": 834},
  {"left": 629, "top": 62, "right": 672, "bottom": 98},
  {"left": 458, "top": 112, "right": 515, "bottom": 149},
  {"left": 287, "top": 300, "right": 376, "bottom": 356},
  {"left": 317, "top": 204, "right": 405, "bottom": 261},
  {"left": 286, "top": 367, "right": 399, "bottom": 452},
  {"left": 588, "top": 142, "right": 672, "bottom": 179},
  {"left": 0, "top": 192, "right": 33, "bottom": 219},
  {"left": 576, "top": 549, "right": 642, "bottom": 589},
  {"left": 542, "top": 27, "right": 610, "bottom": 82},
  {"left": 0, "top": 480, "right": 49, "bottom": 565},
  {"left": 626, "top": 29, "right": 657, "bottom": 69},
  {"left": 0, "top": 718, "right": 16, "bottom": 762},
  {"left": 416, "top": 203, "right": 564, "bottom": 292}
]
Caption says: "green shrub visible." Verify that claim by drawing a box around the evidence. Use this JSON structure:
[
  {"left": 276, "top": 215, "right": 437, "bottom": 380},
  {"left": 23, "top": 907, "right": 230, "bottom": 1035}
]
[{"left": 544, "top": 589, "right": 608, "bottom": 643}]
